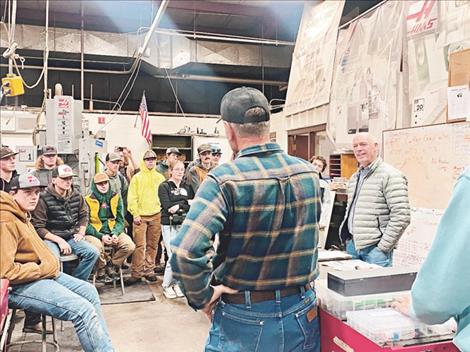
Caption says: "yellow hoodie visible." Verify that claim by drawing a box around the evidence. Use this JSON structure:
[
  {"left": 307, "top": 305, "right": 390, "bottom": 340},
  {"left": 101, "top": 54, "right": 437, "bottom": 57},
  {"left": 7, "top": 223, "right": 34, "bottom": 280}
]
[
  {"left": 0, "top": 191, "right": 59, "bottom": 284},
  {"left": 127, "top": 157, "right": 166, "bottom": 217}
]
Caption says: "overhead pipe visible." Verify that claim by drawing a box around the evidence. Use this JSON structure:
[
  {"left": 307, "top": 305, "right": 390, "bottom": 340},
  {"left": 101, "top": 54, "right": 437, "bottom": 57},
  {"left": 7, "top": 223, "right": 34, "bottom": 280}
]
[
  {"left": 339, "top": 0, "right": 388, "bottom": 29},
  {"left": 80, "top": 0, "right": 84, "bottom": 101},
  {"left": 150, "top": 28, "right": 295, "bottom": 47},
  {"left": 0, "top": 63, "right": 286, "bottom": 86},
  {"left": 137, "top": 0, "right": 170, "bottom": 58}
]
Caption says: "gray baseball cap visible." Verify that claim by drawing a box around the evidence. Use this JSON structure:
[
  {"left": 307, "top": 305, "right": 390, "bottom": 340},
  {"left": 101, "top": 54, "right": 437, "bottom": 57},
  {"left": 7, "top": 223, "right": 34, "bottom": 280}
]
[
  {"left": 10, "top": 174, "right": 41, "bottom": 190},
  {"left": 166, "top": 147, "right": 182, "bottom": 156}
]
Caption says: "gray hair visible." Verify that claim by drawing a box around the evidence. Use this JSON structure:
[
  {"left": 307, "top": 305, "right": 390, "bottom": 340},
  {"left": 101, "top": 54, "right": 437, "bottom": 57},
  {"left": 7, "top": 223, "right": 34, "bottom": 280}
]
[{"left": 230, "top": 120, "right": 270, "bottom": 138}]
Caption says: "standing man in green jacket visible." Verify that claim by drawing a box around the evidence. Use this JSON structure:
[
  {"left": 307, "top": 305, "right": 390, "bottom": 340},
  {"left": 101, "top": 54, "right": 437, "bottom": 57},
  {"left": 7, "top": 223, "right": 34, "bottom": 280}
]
[
  {"left": 85, "top": 173, "right": 135, "bottom": 281},
  {"left": 339, "top": 132, "right": 410, "bottom": 266},
  {"left": 126, "top": 150, "right": 165, "bottom": 285}
]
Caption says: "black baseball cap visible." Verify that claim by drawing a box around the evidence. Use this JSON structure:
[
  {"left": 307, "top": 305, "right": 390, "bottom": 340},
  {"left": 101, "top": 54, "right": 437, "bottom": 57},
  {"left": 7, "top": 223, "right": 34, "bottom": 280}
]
[{"left": 219, "top": 87, "right": 270, "bottom": 124}]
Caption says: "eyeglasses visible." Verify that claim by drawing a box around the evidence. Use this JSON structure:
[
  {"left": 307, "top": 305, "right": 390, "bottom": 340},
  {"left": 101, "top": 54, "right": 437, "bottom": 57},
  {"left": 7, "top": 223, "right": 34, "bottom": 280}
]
[
  {"left": 200, "top": 151, "right": 211, "bottom": 156},
  {"left": 109, "top": 160, "right": 120, "bottom": 164},
  {"left": 212, "top": 153, "right": 221, "bottom": 156},
  {"left": 43, "top": 154, "right": 57, "bottom": 158},
  {"left": 144, "top": 157, "right": 156, "bottom": 161},
  {"left": 96, "top": 181, "right": 109, "bottom": 186}
]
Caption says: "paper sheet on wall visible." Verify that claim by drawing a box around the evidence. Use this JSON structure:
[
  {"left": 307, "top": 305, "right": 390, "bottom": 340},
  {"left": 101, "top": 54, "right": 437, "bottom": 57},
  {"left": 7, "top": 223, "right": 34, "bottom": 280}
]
[
  {"left": 448, "top": 85, "right": 470, "bottom": 119},
  {"left": 328, "top": 1, "right": 405, "bottom": 145},
  {"left": 407, "top": 1, "right": 470, "bottom": 126},
  {"left": 393, "top": 208, "right": 443, "bottom": 268},
  {"left": 284, "top": 1, "right": 344, "bottom": 116}
]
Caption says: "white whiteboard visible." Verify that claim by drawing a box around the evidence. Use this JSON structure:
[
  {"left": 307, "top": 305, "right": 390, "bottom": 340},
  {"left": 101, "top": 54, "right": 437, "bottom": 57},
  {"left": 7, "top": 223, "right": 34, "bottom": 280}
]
[
  {"left": 383, "top": 121, "right": 470, "bottom": 210},
  {"left": 393, "top": 208, "right": 443, "bottom": 268}
]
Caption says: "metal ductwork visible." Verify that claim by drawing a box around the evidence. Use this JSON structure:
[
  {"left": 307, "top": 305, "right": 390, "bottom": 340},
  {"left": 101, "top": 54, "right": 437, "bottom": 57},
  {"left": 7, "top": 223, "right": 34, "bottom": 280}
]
[{"left": 0, "top": 24, "right": 293, "bottom": 72}]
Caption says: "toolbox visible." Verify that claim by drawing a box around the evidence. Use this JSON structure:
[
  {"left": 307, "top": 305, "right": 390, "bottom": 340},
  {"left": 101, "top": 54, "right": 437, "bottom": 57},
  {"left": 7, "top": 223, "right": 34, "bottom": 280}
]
[{"left": 327, "top": 267, "right": 418, "bottom": 296}]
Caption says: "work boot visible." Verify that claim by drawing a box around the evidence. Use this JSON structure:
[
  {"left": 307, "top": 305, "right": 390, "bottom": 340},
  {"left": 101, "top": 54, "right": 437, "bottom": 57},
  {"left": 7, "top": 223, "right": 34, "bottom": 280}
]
[
  {"left": 23, "top": 322, "right": 53, "bottom": 335},
  {"left": 124, "top": 276, "right": 142, "bottom": 286}
]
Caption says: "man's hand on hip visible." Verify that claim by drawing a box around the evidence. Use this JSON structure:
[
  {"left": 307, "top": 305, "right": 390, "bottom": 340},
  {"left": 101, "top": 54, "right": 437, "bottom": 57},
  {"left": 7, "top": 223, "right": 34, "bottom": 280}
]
[{"left": 201, "top": 284, "right": 238, "bottom": 321}]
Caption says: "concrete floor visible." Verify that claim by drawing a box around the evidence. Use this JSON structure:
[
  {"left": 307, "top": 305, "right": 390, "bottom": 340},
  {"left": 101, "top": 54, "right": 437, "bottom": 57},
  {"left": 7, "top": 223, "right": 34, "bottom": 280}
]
[
  {"left": 6, "top": 282, "right": 211, "bottom": 352},
  {"left": 104, "top": 282, "right": 211, "bottom": 352}
]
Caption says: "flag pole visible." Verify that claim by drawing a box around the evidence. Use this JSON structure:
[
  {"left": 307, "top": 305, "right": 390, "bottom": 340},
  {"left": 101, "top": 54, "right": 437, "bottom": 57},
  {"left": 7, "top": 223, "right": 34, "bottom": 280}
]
[{"left": 134, "top": 90, "right": 145, "bottom": 128}]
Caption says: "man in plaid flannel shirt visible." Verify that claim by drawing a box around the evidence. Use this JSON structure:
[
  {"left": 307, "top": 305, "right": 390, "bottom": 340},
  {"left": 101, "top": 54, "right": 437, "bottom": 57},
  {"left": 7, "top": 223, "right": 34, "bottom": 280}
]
[{"left": 171, "top": 87, "right": 321, "bottom": 351}]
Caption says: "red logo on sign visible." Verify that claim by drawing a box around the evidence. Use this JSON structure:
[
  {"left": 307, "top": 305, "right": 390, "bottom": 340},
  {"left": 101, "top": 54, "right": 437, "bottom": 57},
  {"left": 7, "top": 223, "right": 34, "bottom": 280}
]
[
  {"left": 98, "top": 116, "right": 105, "bottom": 124},
  {"left": 407, "top": 0, "right": 438, "bottom": 35},
  {"left": 57, "top": 98, "right": 70, "bottom": 109}
]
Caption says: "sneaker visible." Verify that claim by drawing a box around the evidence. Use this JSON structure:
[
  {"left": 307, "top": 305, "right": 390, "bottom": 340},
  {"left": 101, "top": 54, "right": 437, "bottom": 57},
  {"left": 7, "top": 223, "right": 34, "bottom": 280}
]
[
  {"left": 145, "top": 274, "right": 158, "bottom": 282},
  {"left": 163, "top": 286, "right": 177, "bottom": 299},
  {"left": 124, "top": 276, "right": 142, "bottom": 286},
  {"left": 172, "top": 284, "right": 185, "bottom": 298}
]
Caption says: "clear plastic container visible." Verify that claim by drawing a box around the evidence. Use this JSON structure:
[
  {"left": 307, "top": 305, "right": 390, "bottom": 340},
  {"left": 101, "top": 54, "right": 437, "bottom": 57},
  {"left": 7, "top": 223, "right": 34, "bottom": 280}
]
[
  {"left": 316, "top": 279, "right": 409, "bottom": 320},
  {"left": 346, "top": 308, "right": 456, "bottom": 345}
]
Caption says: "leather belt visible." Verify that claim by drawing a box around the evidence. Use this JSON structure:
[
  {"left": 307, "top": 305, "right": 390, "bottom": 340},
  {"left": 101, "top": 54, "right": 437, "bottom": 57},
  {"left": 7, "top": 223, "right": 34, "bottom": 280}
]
[{"left": 222, "top": 284, "right": 312, "bottom": 304}]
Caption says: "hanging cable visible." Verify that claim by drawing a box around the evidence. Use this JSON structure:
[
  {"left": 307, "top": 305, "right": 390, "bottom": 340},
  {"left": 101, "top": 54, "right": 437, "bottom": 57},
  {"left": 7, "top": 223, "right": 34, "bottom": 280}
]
[
  {"left": 9, "top": 0, "right": 49, "bottom": 89},
  {"left": 95, "top": 0, "right": 169, "bottom": 134},
  {"left": 164, "top": 67, "right": 186, "bottom": 118}
]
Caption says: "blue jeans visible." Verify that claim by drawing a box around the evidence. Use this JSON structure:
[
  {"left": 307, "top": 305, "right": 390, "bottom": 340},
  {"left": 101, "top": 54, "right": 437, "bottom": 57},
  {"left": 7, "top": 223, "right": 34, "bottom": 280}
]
[
  {"left": 9, "top": 273, "right": 114, "bottom": 352},
  {"left": 45, "top": 238, "right": 100, "bottom": 280},
  {"left": 206, "top": 288, "right": 320, "bottom": 352},
  {"left": 161, "top": 225, "right": 181, "bottom": 288},
  {"left": 346, "top": 240, "right": 393, "bottom": 267}
]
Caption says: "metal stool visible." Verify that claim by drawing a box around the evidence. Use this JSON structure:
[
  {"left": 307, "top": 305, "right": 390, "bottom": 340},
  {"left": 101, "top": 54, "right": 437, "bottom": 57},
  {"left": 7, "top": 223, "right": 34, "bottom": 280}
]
[
  {"left": 92, "top": 246, "right": 126, "bottom": 296},
  {"left": 59, "top": 254, "right": 79, "bottom": 273},
  {"left": 59, "top": 254, "right": 78, "bottom": 332},
  {"left": 5, "top": 309, "right": 59, "bottom": 352}
]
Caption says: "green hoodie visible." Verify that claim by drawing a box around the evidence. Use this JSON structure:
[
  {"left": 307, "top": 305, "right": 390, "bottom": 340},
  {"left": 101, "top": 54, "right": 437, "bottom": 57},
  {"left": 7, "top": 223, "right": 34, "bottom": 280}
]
[{"left": 85, "top": 180, "right": 125, "bottom": 239}]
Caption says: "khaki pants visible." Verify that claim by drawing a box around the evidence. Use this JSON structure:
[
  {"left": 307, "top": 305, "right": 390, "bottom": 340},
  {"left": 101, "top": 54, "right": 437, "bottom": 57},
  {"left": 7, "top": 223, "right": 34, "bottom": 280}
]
[
  {"left": 131, "top": 213, "right": 161, "bottom": 278},
  {"left": 85, "top": 233, "right": 135, "bottom": 269}
]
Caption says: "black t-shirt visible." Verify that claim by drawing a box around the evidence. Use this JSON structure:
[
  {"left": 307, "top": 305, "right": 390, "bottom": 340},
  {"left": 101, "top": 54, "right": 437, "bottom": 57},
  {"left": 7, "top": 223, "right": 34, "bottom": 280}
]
[{"left": 158, "top": 180, "right": 194, "bottom": 226}]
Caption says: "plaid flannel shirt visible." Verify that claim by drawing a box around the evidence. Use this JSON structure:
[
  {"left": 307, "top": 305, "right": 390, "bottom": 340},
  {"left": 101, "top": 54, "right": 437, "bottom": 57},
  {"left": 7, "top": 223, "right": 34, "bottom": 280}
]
[{"left": 170, "top": 143, "right": 321, "bottom": 309}]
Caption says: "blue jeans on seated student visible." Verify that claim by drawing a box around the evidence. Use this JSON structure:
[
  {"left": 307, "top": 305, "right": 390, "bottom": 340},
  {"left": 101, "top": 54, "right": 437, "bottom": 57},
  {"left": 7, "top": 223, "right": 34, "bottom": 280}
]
[
  {"left": 205, "top": 287, "right": 320, "bottom": 352},
  {"left": 45, "top": 239, "right": 100, "bottom": 280},
  {"left": 8, "top": 273, "right": 114, "bottom": 352},
  {"left": 346, "top": 239, "right": 393, "bottom": 267}
]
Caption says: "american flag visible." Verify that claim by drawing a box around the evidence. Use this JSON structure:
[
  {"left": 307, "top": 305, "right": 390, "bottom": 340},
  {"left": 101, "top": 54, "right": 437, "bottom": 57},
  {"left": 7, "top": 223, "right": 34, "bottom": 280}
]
[{"left": 139, "top": 92, "right": 152, "bottom": 144}]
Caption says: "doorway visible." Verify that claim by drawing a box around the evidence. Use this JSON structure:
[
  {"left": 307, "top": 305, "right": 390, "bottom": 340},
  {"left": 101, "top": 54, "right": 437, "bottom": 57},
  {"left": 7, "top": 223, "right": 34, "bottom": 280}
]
[{"left": 287, "top": 124, "right": 330, "bottom": 163}]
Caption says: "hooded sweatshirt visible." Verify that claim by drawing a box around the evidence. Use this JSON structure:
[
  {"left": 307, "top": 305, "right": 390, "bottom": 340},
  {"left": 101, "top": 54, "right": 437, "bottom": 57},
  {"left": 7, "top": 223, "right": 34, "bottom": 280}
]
[
  {"left": 410, "top": 167, "right": 470, "bottom": 351},
  {"left": 85, "top": 181, "right": 125, "bottom": 239},
  {"left": 0, "top": 191, "right": 59, "bottom": 285},
  {"left": 127, "top": 157, "right": 166, "bottom": 217}
]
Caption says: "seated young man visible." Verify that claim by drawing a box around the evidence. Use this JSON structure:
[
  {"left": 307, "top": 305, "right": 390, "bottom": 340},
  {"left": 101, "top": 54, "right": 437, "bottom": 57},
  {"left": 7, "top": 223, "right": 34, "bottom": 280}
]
[
  {"left": 31, "top": 165, "right": 99, "bottom": 281},
  {"left": 85, "top": 173, "right": 135, "bottom": 282},
  {"left": 0, "top": 174, "right": 115, "bottom": 352}
]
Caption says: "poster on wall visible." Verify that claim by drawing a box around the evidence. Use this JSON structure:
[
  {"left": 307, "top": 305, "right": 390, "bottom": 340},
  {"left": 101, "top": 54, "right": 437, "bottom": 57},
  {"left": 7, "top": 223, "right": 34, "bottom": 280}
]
[
  {"left": 406, "top": 0, "right": 439, "bottom": 38},
  {"left": 284, "top": 0, "right": 344, "bottom": 116},
  {"left": 407, "top": 1, "right": 470, "bottom": 126},
  {"left": 328, "top": 1, "right": 405, "bottom": 145}
]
